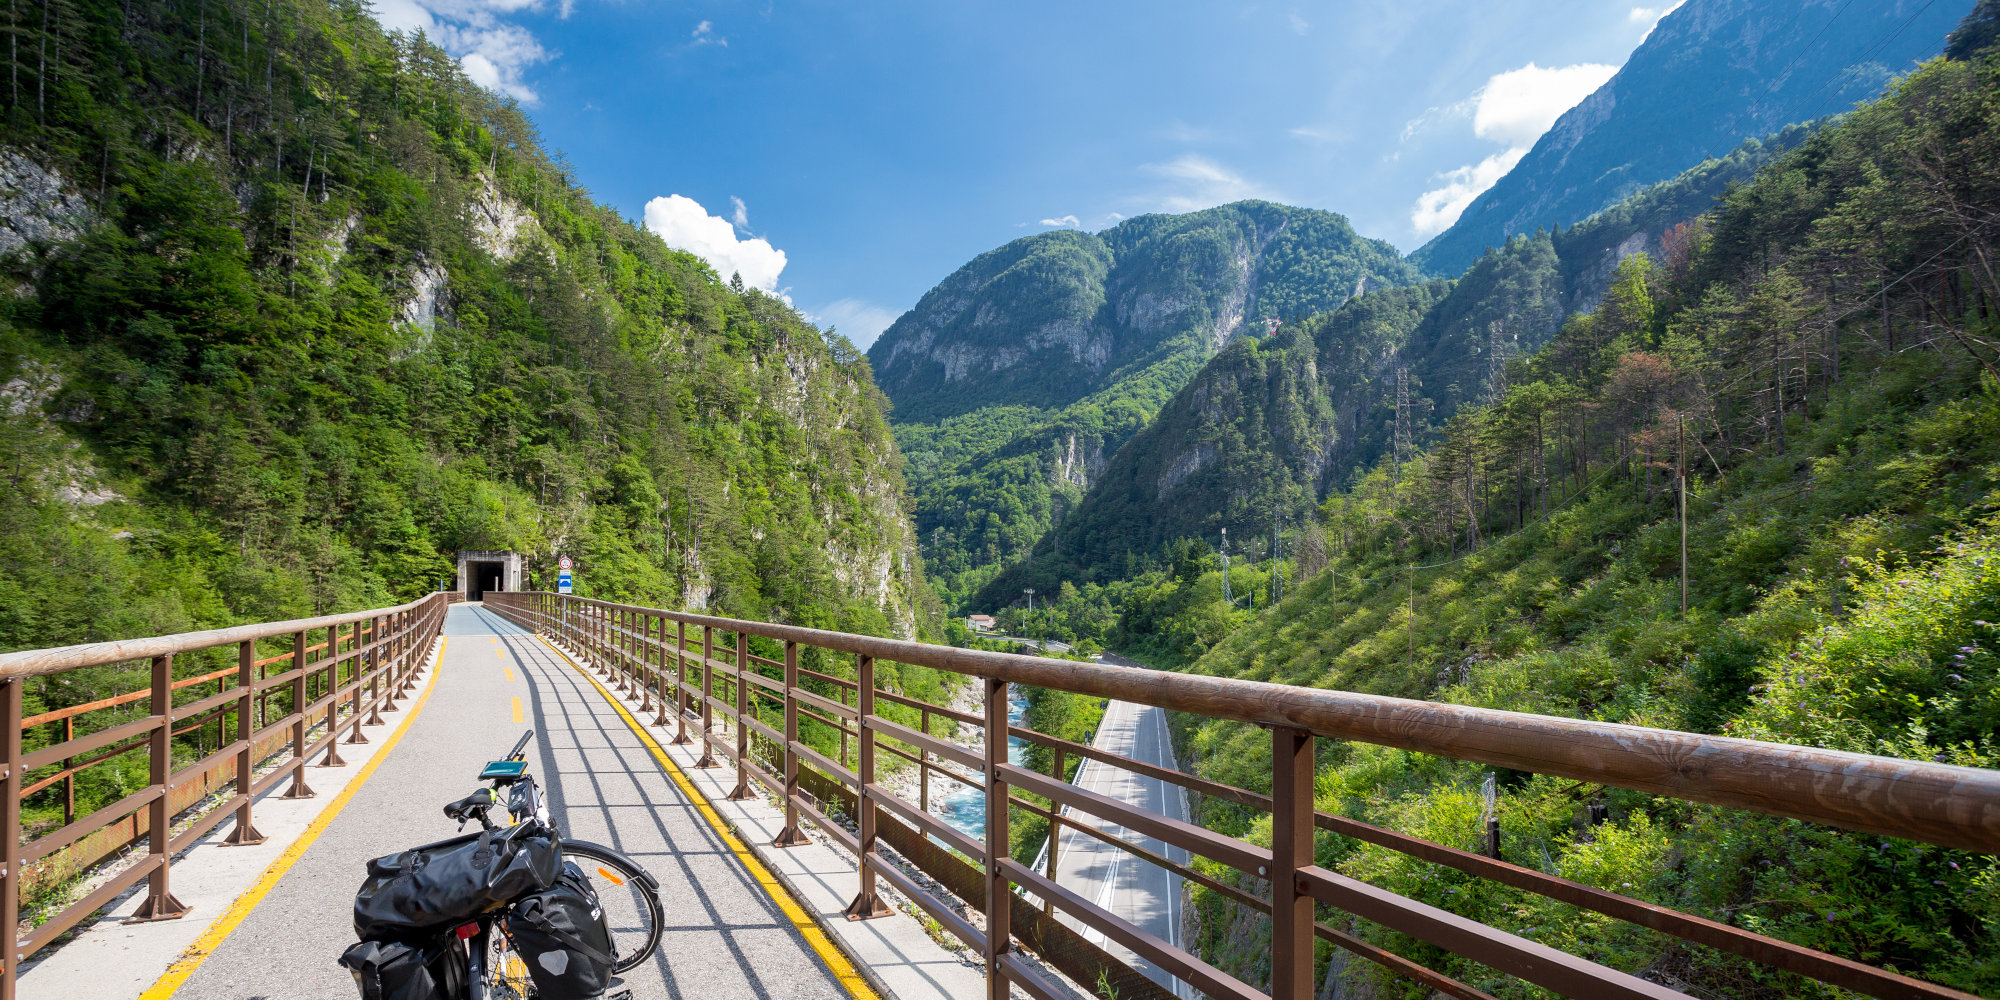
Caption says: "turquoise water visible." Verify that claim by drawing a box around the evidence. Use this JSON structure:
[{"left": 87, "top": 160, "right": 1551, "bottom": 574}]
[{"left": 931, "top": 689, "right": 1027, "bottom": 840}]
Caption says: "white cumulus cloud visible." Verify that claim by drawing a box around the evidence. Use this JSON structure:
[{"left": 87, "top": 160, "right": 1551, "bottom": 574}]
[
  {"left": 368, "top": 0, "right": 553, "bottom": 103},
  {"left": 1039, "top": 215, "right": 1081, "bottom": 229},
  {"left": 1410, "top": 61, "right": 1618, "bottom": 237},
  {"left": 1410, "top": 148, "right": 1528, "bottom": 238},
  {"left": 1471, "top": 62, "right": 1620, "bottom": 147},
  {"left": 1142, "top": 155, "right": 1270, "bottom": 213},
  {"left": 1629, "top": 1, "right": 1686, "bottom": 39},
  {"left": 643, "top": 194, "right": 788, "bottom": 293},
  {"left": 810, "top": 299, "right": 901, "bottom": 349},
  {"left": 691, "top": 19, "right": 727, "bottom": 46}
]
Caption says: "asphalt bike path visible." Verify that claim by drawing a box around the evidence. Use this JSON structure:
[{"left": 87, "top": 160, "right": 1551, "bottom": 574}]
[{"left": 172, "top": 604, "right": 849, "bottom": 1000}]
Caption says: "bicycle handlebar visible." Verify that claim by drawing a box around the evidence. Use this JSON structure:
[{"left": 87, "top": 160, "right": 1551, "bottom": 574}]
[{"left": 507, "top": 730, "right": 534, "bottom": 760}]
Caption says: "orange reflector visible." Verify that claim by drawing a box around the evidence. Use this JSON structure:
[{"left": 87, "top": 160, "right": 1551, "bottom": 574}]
[{"left": 597, "top": 866, "right": 625, "bottom": 886}]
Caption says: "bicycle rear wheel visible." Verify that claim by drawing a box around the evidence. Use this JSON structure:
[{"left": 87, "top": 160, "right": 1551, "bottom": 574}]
[
  {"left": 561, "top": 841, "right": 663, "bottom": 973},
  {"left": 485, "top": 933, "right": 535, "bottom": 1000}
]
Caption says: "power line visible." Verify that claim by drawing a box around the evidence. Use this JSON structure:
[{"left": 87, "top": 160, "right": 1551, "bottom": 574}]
[{"left": 1796, "top": 0, "right": 1939, "bottom": 123}]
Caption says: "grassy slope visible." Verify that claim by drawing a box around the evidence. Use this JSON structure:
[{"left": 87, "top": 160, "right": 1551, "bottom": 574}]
[
  {"left": 1181, "top": 356, "right": 2000, "bottom": 998},
  {"left": 0, "top": 0, "right": 945, "bottom": 845},
  {"left": 1172, "top": 48, "right": 2000, "bottom": 999}
]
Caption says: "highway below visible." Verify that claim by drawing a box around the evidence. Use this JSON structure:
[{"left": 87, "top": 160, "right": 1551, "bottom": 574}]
[{"left": 1042, "top": 652, "right": 1191, "bottom": 999}]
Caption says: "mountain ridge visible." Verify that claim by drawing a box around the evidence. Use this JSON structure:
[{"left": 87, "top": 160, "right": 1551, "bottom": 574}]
[{"left": 1411, "top": 0, "right": 1966, "bottom": 275}]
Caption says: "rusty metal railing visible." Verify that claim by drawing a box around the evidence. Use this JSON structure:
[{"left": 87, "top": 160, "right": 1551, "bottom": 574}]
[
  {"left": 0, "top": 592, "right": 449, "bottom": 1000},
  {"left": 485, "top": 590, "right": 1998, "bottom": 1000}
]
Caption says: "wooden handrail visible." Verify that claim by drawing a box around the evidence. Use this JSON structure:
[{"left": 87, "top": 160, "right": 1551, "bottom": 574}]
[
  {"left": 0, "top": 596, "right": 435, "bottom": 679},
  {"left": 544, "top": 593, "right": 2000, "bottom": 854},
  {"left": 0, "top": 592, "right": 449, "bottom": 1000},
  {"left": 486, "top": 590, "right": 1996, "bottom": 1000}
]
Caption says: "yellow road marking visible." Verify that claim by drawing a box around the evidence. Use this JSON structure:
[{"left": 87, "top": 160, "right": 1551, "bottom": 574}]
[
  {"left": 496, "top": 649, "right": 505, "bottom": 658},
  {"left": 536, "top": 635, "right": 881, "bottom": 1000},
  {"left": 505, "top": 666, "right": 516, "bottom": 682},
  {"left": 138, "top": 638, "right": 449, "bottom": 999},
  {"left": 511, "top": 696, "right": 524, "bottom": 723}
]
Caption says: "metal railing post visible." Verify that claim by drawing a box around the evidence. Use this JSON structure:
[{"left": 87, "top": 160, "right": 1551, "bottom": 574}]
[
  {"left": 318, "top": 626, "right": 347, "bottom": 768},
  {"left": 648, "top": 615, "right": 667, "bottom": 724},
  {"left": 223, "top": 640, "right": 266, "bottom": 846},
  {"left": 673, "top": 620, "right": 692, "bottom": 745},
  {"left": 774, "top": 640, "right": 809, "bottom": 847},
  {"left": 729, "top": 630, "right": 753, "bottom": 800},
  {"left": 132, "top": 653, "right": 190, "bottom": 920},
  {"left": 364, "top": 614, "right": 386, "bottom": 727},
  {"left": 61, "top": 717, "right": 73, "bottom": 826},
  {"left": 617, "top": 609, "right": 633, "bottom": 695},
  {"left": 1, "top": 678, "right": 21, "bottom": 1000},
  {"left": 396, "top": 610, "right": 415, "bottom": 700},
  {"left": 983, "top": 674, "right": 1011, "bottom": 1000},
  {"left": 919, "top": 708, "right": 930, "bottom": 814},
  {"left": 695, "top": 625, "right": 717, "bottom": 768},
  {"left": 283, "top": 631, "right": 315, "bottom": 798},
  {"left": 1045, "top": 745, "right": 1064, "bottom": 914},
  {"left": 347, "top": 619, "right": 371, "bottom": 744},
  {"left": 1272, "top": 725, "right": 1315, "bottom": 1000},
  {"left": 637, "top": 613, "right": 655, "bottom": 716},
  {"left": 844, "top": 654, "right": 889, "bottom": 917}
]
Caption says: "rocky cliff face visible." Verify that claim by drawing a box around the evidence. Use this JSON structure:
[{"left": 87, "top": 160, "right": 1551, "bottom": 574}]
[
  {"left": 1412, "top": 0, "right": 1964, "bottom": 275},
  {"left": 873, "top": 201, "right": 1419, "bottom": 606},
  {"left": 0, "top": 6, "right": 934, "bottom": 646},
  {"left": 869, "top": 201, "right": 1417, "bottom": 426}
]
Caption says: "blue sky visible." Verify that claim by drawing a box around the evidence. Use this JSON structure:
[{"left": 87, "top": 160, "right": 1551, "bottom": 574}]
[{"left": 369, "top": 1, "right": 1684, "bottom": 347}]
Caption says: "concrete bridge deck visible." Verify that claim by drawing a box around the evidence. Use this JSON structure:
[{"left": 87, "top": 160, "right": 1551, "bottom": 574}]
[{"left": 23, "top": 605, "right": 975, "bottom": 1000}]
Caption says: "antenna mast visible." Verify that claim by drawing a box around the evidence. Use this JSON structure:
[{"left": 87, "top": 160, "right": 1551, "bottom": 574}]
[
  {"left": 1220, "top": 527, "right": 1232, "bottom": 605},
  {"left": 1394, "top": 367, "right": 1413, "bottom": 482}
]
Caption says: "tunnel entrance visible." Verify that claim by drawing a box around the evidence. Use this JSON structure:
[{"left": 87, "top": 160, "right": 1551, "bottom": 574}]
[
  {"left": 456, "top": 549, "right": 524, "bottom": 602},
  {"left": 466, "top": 561, "right": 505, "bottom": 601}
]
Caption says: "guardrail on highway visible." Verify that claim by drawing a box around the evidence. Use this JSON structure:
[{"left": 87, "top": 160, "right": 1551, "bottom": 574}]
[
  {"left": 485, "top": 590, "right": 1999, "bottom": 1000},
  {"left": 0, "top": 592, "right": 449, "bottom": 1000}
]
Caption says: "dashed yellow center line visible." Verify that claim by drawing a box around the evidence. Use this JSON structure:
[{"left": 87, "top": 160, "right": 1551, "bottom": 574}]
[
  {"left": 504, "top": 666, "right": 516, "bottom": 682},
  {"left": 137, "top": 638, "right": 448, "bottom": 1000},
  {"left": 511, "top": 696, "right": 524, "bottom": 723},
  {"left": 534, "top": 635, "right": 881, "bottom": 1000}
]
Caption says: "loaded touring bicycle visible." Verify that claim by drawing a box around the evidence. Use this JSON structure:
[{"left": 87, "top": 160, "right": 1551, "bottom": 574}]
[{"left": 339, "top": 731, "right": 663, "bottom": 1000}]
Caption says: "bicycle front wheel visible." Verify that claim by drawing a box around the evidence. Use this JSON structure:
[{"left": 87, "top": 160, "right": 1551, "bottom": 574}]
[{"left": 562, "top": 840, "right": 663, "bottom": 973}]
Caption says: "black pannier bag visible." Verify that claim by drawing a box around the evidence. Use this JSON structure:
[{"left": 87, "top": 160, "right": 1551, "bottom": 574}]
[
  {"left": 507, "top": 861, "right": 617, "bottom": 1000},
  {"left": 337, "top": 936, "right": 466, "bottom": 1000},
  {"left": 354, "top": 825, "right": 561, "bottom": 939}
]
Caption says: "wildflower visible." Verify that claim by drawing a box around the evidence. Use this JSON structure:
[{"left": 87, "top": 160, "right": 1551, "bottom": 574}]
[
  {"left": 1935, "top": 880, "right": 1947, "bottom": 886},
  {"left": 1950, "top": 861, "right": 1961, "bottom": 870}
]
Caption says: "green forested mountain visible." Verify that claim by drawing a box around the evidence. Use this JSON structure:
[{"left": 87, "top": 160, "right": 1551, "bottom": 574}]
[
  {"left": 1172, "top": 44, "right": 2000, "bottom": 998},
  {"left": 0, "top": 0, "right": 934, "bottom": 660},
  {"left": 1412, "top": 0, "right": 1966, "bottom": 276},
  {"left": 870, "top": 201, "right": 1419, "bottom": 607},
  {"left": 980, "top": 133, "right": 1790, "bottom": 602}
]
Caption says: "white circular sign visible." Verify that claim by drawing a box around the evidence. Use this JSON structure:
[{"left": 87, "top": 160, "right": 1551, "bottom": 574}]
[{"left": 558, "top": 556, "right": 573, "bottom": 571}]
